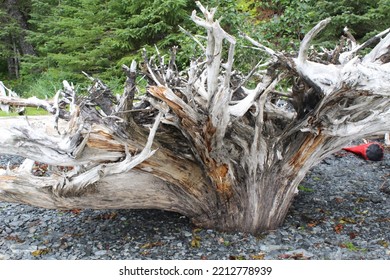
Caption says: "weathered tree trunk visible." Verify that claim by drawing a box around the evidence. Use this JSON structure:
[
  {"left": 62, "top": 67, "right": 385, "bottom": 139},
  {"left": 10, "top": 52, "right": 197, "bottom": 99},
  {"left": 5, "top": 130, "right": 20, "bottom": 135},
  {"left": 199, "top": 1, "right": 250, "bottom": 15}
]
[{"left": 1, "top": 2, "right": 389, "bottom": 233}]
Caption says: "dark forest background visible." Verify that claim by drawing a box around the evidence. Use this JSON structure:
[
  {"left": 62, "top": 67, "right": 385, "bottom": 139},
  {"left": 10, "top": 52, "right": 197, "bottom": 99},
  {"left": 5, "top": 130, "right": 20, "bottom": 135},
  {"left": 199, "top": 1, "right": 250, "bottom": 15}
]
[{"left": 1, "top": 0, "right": 389, "bottom": 98}]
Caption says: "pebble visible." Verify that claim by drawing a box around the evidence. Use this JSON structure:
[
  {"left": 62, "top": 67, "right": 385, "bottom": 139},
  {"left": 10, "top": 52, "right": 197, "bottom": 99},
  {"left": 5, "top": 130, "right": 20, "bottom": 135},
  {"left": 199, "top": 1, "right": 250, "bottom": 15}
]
[
  {"left": 9, "top": 244, "right": 37, "bottom": 254},
  {"left": 260, "top": 244, "right": 285, "bottom": 251},
  {"left": 94, "top": 250, "right": 107, "bottom": 256},
  {"left": 285, "top": 249, "right": 314, "bottom": 258}
]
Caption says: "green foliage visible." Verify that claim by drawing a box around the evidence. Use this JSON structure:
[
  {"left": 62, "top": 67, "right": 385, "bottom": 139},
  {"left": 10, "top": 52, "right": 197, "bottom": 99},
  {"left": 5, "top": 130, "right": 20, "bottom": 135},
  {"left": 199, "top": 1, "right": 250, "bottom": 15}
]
[
  {"left": 341, "top": 242, "right": 366, "bottom": 252},
  {"left": 25, "top": 0, "right": 115, "bottom": 78},
  {"left": 242, "top": 0, "right": 318, "bottom": 51},
  {"left": 0, "top": 1, "right": 32, "bottom": 58},
  {"left": 0, "top": 8, "right": 22, "bottom": 80},
  {"left": 0, "top": 8, "right": 15, "bottom": 60},
  {"left": 313, "top": 0, "right": 390, "bottom": 42},
  {"left": 0, "top": 0, "right": 34, "bottom": 81},
  {"left": 251, "top": 0, "right": 390, "bottom": 50},
  {"left": 0, "top": 107, "right": 49, "bottom": 117},
  {"left": 25, "top": 68, "right": 78, "bottom": 98},
  {"left": 298, "top": 185, "right": 314, "bottom": 193},
  {"left": 110, "top": 0, "right": 192, "bottom": 50},
  {"left": 23, "top": 0, "right": 196, "bottom": 88},
  {"left": 1, "top": 0, "right": 390, "bottom": 97}
]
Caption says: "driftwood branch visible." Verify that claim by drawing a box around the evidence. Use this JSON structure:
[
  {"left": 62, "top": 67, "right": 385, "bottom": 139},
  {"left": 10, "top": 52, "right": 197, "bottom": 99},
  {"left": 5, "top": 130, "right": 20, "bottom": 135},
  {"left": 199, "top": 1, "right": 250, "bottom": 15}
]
[
  {"left": 117, "top": 60, "right": 137, "bottom": 123},
  {"left": 0, "top": 96, "right": 54, "bottom": 113}
]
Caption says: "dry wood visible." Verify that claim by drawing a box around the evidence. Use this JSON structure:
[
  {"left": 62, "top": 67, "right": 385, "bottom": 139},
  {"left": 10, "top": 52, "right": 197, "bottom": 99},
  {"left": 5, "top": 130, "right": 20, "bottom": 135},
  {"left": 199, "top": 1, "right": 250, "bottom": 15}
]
[{"left": 0, "top": 2, "right": 389, "bottom": 233}]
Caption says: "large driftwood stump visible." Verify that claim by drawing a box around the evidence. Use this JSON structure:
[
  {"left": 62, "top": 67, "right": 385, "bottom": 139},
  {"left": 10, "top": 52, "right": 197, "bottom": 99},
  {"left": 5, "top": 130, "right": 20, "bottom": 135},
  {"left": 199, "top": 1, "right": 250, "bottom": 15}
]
[{"left": 1, "top": 2, "right": 389, "bottom": 233}]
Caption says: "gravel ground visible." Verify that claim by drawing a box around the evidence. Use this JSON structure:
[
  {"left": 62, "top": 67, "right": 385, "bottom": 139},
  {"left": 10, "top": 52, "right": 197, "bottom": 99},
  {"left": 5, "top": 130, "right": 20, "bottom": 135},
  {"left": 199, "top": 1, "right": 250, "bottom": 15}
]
[{"left": 0, "top": 146, "right": 389, "bottom": 260}]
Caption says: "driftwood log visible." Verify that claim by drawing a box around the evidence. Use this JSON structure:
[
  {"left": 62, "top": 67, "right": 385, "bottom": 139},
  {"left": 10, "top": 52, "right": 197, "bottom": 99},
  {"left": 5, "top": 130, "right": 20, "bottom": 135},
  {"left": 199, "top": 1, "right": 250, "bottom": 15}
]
[{"left": 1, "top": 2, "right": 389, "bottom": 233}]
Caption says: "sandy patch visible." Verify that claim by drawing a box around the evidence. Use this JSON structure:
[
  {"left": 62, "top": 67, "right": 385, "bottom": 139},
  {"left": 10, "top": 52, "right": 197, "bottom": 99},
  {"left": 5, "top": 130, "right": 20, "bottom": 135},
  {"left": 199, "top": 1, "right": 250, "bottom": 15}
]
[{"left": 0, "top": 116, "right": 67, "bottom": 135}]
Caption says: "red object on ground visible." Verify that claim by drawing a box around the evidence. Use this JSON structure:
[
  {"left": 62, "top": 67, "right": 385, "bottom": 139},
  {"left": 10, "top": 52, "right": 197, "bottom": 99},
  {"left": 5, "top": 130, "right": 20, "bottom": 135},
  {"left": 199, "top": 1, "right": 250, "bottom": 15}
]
[{"left": 342, "top": 142, "right": 384, "bottom": 161}]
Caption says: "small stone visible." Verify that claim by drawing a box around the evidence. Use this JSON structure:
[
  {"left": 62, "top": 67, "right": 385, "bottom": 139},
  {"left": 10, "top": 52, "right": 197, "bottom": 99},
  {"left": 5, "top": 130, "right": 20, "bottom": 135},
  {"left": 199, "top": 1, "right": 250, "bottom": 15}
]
[
  {"left": 94, "top": 250, "right": 107, "bottom": 256},
  {"left": 163, "top": 236, "right": 176, "bottom": 240},
  {"left": 42, "top": 215, "right": 51, "bottom": 221},
  {"left": 9, "top": 244, "right": 37, "bottom": 254},
  {"left": 9, "top": 221, "right": 22, "bottom": 228},
  {"left": 285, "top": 249, "right": 314, "bottom": 259},
  {"left": 370, "top": 196, "right": 383, "bottom": 204},
  {"left": 311, "top": 227, "right": 322, "bottom": 234},
  {"left": 29, "top": 227, "right": 37, "bottom": 234},
  {"left": 259, "top": 245, "right": 284, "bottom": 252}
]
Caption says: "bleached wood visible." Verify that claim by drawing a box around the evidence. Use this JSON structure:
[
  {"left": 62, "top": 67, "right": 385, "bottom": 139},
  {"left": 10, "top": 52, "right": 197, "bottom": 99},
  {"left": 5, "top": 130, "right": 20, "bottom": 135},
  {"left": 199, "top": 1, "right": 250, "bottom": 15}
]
[
  {"left": 0, "top": 95, "right": 54, "bottom": 113},
  {"left": 295, "top": 18, "right": 343, "bottom": 95},
  {"left": 51, "top": 112, "right": 161, "bottom": 196},
  {"left": 0, "top": 124, "right": 123, "bottom": 166},
  {"left": 339, "top": 27, "right": 390, "bottom": 64},
  {"left": 0, "top": 5, "right": 389, "bottom": 233},
  {"left": 362, "top": 29, "right": 390, "bottom": 63},
  {"left": 0, "top": 170, "right": 183, "bottom": 212},
  {"left": 229, "top": 76, "right": 275, "bottom": 117},
  {"left": 385, "top": 133, "right": 390, "bottom": 146}
]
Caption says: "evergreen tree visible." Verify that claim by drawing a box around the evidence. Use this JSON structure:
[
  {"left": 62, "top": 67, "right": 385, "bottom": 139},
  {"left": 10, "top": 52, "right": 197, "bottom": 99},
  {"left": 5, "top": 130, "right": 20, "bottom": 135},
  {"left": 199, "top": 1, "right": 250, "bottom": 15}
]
[
  {"left": 25, "top": 0, "right": 113, "bottom": 77},
  {"left": 0, "top": 0, "right": 34, "bottom": 79},
  {"left": 23, "top": 0, "right": 195, "bottom": 88}
]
